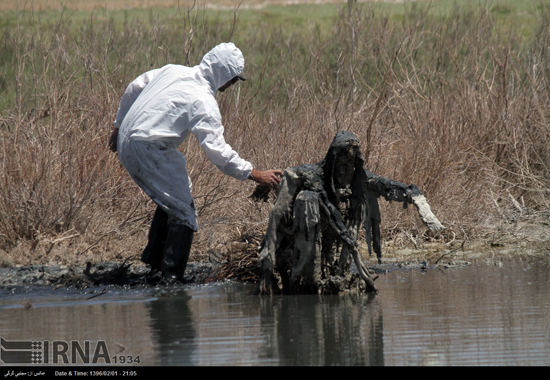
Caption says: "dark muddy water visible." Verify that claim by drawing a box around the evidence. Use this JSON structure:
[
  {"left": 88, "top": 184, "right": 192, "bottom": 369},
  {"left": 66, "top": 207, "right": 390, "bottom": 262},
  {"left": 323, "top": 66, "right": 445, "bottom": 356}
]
[{"left": 1, "top": 256, "right": 549, "bottom": 366}]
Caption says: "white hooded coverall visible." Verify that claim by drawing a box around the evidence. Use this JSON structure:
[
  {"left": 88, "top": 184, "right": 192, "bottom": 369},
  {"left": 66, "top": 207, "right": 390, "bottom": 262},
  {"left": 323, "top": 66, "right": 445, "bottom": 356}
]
[{"left": 114, "top": 43, "right": 253, "bottom": 231}]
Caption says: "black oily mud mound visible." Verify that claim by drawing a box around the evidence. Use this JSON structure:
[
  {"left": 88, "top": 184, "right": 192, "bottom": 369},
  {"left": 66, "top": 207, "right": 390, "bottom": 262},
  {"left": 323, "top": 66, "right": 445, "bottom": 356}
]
[
  {"left": 0, "top": 257, "right": 472, "bottom": 292},
  {"left": 0, "top": 261, "right": 215, "bottom": 289}
]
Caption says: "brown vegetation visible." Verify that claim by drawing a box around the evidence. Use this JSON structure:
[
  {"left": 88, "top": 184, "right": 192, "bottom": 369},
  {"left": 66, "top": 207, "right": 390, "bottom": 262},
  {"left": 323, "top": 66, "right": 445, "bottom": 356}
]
[
  {"left": 0, "top": 0, "right": 378, "bottom": 12},
  {"left": 0, "top": 1, "right": 549, "bottom": 269}
]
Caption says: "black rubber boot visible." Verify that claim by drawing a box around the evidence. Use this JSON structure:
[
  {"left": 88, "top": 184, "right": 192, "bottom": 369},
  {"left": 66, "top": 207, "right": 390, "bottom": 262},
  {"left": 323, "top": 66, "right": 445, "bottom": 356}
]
[
  {"left": 141, "top": 206, "right": 169, "bottom": 271},
  {"left": 161, "top": 223, "right": 194, "bottom": 284}
]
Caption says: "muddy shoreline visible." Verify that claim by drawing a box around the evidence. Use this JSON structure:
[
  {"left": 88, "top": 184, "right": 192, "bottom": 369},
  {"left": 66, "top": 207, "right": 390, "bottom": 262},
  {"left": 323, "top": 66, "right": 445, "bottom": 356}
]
[
  {"left": 0, "top": 261, "right": 217, "bottom": 290},
  {"left": 1, "top": 217, "right": 548, "bottom": 290},
  {"left": 1, "top": 239, "right": 548, "bottom": 292}
]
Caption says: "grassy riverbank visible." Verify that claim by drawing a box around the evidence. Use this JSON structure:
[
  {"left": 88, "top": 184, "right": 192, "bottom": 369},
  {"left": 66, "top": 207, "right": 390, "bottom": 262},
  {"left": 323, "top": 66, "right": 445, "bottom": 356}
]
[{"left": 1, "top": 0, "right": 549, "bottom": 268}]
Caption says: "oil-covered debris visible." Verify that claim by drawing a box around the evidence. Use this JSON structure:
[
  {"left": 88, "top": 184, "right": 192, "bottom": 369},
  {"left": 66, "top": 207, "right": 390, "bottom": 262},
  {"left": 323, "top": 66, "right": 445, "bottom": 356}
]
[{"left": 257, "top": 131, "right": 444, "bottom": 295}]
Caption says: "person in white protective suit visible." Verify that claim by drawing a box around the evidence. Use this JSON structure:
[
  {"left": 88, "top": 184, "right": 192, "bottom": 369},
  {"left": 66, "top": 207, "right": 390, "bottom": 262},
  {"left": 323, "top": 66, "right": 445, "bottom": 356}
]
[{"left": 108, "top": 42, "right": 282, "bottom": 283}]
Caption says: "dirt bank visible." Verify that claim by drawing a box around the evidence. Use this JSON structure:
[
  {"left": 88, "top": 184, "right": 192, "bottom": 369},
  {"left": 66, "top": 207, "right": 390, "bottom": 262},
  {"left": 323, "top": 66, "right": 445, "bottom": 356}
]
[
  {"left": 0, "top": 214, "right": 547, "bottom": 290},
  {"left": 0, "top": 261, "right": 217, "bottom": 289},
  {"left": 1, "top": 237, "right": 547, "bottom": 291}
]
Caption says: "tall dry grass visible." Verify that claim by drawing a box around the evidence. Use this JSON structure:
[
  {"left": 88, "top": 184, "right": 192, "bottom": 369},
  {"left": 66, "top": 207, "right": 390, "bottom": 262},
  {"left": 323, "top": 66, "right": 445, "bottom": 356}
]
[{"left": 0, "top": 1, "right": 549, "bottom": 267}]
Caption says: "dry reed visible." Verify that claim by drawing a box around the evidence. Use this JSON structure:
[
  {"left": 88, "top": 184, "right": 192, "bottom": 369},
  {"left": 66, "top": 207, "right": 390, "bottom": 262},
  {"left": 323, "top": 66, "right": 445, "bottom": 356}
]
[{"left": 0, "top": 1, "right": 549, "bottom": 267}]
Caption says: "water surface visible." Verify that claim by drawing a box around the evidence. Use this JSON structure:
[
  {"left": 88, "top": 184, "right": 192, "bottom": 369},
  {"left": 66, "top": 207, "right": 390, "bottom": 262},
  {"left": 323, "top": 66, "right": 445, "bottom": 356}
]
[{"left": 1, "top": 256, "right": 549, "bottom": 366}]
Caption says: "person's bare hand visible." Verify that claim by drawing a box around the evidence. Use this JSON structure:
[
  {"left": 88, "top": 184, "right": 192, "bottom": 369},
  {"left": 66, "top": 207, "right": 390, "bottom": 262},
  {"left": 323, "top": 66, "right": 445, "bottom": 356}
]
[
  {"left": 249, "top": 168, "right": 283, "bottom": 189},
  {"left": 108, "top": 128, "right": 119, "bottom": 153}
]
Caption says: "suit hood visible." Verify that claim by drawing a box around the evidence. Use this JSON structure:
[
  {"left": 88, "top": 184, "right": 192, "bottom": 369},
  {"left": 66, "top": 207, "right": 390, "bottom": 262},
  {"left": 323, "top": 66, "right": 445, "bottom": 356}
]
[{"left": 199, "top": 42, "right": 245, "bottom": 92}]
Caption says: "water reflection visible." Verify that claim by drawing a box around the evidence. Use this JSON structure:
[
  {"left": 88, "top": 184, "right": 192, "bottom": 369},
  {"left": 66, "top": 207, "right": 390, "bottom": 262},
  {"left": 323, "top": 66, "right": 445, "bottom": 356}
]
[
  {"left": 1, "top": 256, "right": 549, "bottom": 365},
  {"left": 146, "top": 285, "right": 383, "bottom": 365},
  {"left": 256, "top": 292, "right": 383, "bottom": 365},
  {"left": 147, "top": 292, "right": 196, "bottom": 365}
]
